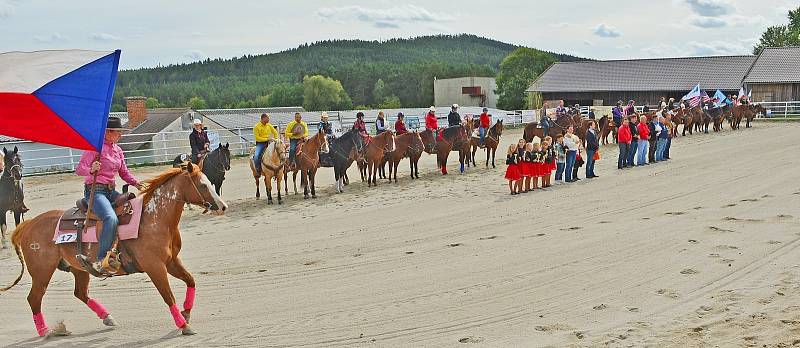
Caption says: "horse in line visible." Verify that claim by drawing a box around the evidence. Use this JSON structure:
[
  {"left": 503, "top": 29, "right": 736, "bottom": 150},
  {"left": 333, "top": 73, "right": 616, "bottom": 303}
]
[
  {"left": 468, "top": 120, "right": 504, "bottom": 168},
  {"left": 419, "top": 125, "right": 469, "bottom": 175},
  {"left": 1, "top": 164, "right": 226, "bottom": 337},
  {"left": 249, "top": 140, "right": 286, "bottom": 204},
  {"left": 284, "top": 130, "right": 329, "bottom": 199},
  {"left": 0, "top": 147, "right": 27, "bottom": 249},
  {"left": 384, "top": 132, "right": 424, "bottom": 182},
  {"left": 364, "top": 131, "right": 396, "bottom": 186},
  {"left": 323, "top": 128, "right": 366, "bottom": 193}
]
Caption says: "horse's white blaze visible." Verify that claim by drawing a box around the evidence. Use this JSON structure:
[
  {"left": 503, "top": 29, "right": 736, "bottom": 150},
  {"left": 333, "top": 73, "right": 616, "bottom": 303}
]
[{"left": 199, "top": 173, "right": 227, "bottom": 211}]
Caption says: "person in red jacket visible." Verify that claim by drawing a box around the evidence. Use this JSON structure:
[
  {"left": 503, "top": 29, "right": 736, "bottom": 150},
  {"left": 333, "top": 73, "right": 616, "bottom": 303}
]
[
  {"left": 394, "top": 112, "right": 408, "bottom": 135},
  {"left": 636, "top": 115, "right": 650, "bottom": 166},
  {"left": 425, "top": 106, "right": 440, "bottom": 140},
  {"left": 478, "top": 108, "right": 491, "bottom": 146},
  {"left": 617, "top": 118, "right": 632, "bottom": 169}
]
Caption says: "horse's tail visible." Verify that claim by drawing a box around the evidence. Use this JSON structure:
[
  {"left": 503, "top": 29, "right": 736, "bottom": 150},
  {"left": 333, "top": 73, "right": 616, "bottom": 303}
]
[{"left": 0, "top": 220, "right": 29, "bottom": 292}]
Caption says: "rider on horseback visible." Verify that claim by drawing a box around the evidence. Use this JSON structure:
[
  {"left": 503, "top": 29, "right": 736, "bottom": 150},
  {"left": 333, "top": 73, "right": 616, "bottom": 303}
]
[
  {"left": 285, "top": 113, "right": 309, "bottom": 167},
  {"left": 318, "top": 112, "right": 335, "bottom": 142},
  {"left": 75, "top": 117, "right": 145, "bottom": 274},
  {"left": 353, "top": 112, "right": 369, "bottom": 138},
  {"left": 253, "top": 113, "right": 279, "bottom": 176},
  {"left": 447, "top": 104, "right": 461, "bottom": 127},
  {"left": 478, "top": 108, "right": 491, "bottom": 147},
  {"left": 188, "top": 118, "right": 209, "bottom": 164},
  {"left": 395, "top": 113, "right": 408, "bottom": 135}
]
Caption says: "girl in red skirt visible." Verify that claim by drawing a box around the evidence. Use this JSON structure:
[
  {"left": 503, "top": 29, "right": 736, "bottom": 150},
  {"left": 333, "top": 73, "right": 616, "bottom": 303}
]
[
  {"left": 542, "top": 138, "right": 555, "bottom": 188},
  {"left": 521, "top": 142, "right": 534, "bottom": 192},
  {"left": 504, "top": 144, "right": 521, "bottom": 194},
  {"left": 530, "top": 142, "right": 544, "bottom": 190}
]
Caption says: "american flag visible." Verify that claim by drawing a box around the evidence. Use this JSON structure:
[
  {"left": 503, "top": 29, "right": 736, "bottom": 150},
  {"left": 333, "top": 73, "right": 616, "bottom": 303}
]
[{"left": 688, "top": 90, "right": 711, "bottom": 107}]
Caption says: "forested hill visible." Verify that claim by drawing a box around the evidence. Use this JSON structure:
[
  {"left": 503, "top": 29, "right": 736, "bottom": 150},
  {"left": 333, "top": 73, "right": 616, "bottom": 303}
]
[{"left": 112, "top": 34, "right": 585, "bottom": 111}]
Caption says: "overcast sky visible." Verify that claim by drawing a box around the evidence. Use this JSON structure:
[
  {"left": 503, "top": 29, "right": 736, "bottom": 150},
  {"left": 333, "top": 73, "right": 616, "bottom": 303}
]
[{"left": 0, "top": 0, "right": 794, "bottom": 69}]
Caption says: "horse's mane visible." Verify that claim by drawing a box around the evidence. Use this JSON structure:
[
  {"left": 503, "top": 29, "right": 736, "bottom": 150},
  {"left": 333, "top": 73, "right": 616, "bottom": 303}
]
[{"left": 141, "top": 164, "right": 200, "bottom": 202}]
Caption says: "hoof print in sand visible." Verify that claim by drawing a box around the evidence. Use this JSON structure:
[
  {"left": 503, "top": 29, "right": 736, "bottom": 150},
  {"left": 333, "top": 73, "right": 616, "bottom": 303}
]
[
  {"left": 458, "top": 336, "right": 484, "bottom": 344},
  {"left": 560, "top": 226, "right": 583, "bottom": 231},
  {"left": 656, "top": 289, "right": 680, "bottom": 299},
  {"left": 680, "top": 268, "right": 699, "bottom": 275},
  {"left": 478, "top": 236, "right": 498, "bottom": 240},
  {"left": 708, "top": 226, "right": 735, "bottom": 233},
  {"left": 665, "top": 211, "right": 685, "bottom": 216},
  {"left": 534, "top": 323, "right": 572, "bottom": 332},
  {"left": 592, "top": 304, "right": 608, "bottom": 310},
  {"left": 447, "top": 243, "right": 462, "bottom": 247}
]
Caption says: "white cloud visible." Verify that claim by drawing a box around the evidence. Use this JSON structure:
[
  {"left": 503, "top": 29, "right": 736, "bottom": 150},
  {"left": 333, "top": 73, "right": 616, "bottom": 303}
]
[
  {"left": 593, "top": 23, "right": 621, "bottom": 38},
  {"left": 185, "top": 50, "right": 206, "bottom": 60},
  {"left": 683, "top": 0, "right": 732, "bottom": 17},
  {"left": 583, "top": 40, "right": 593, "bottom": 46},
  {"left": 90, "top": 32, "right": 122, "bottom": 42},
  {"left": 688, "top": 40, "right": 746, "bottom": 55},
  {"left": 34, "top": 32, "right": 69, "bottom": 43},
  {"left": 0, "top": 0, "right": 14, "bottom": 18},
  {"left": 689, "top": 16, "right": 727, "bottom": 28},
  {"left": 315, "top": 4, "right": 455, "bottom": 28}
]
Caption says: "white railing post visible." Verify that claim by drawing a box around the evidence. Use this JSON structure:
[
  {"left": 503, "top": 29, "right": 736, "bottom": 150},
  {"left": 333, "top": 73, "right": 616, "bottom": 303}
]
[
  {"left": 785, "top": 102, "right": 788, "bottom": 118},
  {"left": 237, "top": 129, "right": 245, "bottom": 156},
  {"left": 68, "top": 148, "right": 75, "bottom": 171}
]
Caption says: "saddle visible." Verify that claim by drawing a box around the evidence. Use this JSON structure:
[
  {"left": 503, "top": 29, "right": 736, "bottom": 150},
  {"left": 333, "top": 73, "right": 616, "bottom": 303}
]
[{"left": 58, "top": 193, "right": 136, "bottom": 231}]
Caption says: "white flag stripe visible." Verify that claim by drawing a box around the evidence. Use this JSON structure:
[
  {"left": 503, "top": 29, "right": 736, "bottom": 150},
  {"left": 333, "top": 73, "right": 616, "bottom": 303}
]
[{"left": 0, "top": 50, "right": 113, "bottom": 93}]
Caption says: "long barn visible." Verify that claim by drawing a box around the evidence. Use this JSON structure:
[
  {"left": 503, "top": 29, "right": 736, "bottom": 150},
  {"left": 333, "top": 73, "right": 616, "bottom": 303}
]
[{"left": 527, "top": 46, "right": 800, "bottom": 106}]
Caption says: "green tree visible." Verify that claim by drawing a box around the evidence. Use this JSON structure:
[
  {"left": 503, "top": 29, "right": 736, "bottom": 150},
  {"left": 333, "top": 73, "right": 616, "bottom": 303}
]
[
  {"left": 303, "top": 75, "right": 352, "bottom": 111},
  {"left": 372, "top": 79, "right": 389, "bottom": 106},
  {"left": 496, "top": 48, "right": 557, "bottom": 110},
  {"left": 267, "top": 83, "right": 304, "bottom": 107},
  {"left": 187, "top": 96, "right": 208, "bottom": 109},
  {"left": 754, "top": 6, "right": 800, "bottom": 54},
  {"left": 146, "top": 97, "right": 164, "bottom": 108},
  {"left": 377, "top": 95, "right": 402, "bottom": 109}
]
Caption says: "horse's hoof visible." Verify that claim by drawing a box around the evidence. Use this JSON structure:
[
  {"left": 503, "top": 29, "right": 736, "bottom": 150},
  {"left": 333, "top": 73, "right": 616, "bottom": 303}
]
[
  {"left": 47, "top": 321, "right": 71, "bottom": 337},
  {"left": 312, "top": 195, "right": 317, "bottom": 199},
  {"left": 181, "top": 310, "right": 191, "bottom": 323},
  {"left": 181, "top": 324, "right": 196, "bottom": 336},
  {"left": 278, "top": 200, "right": 283, "bottom": 205},
  {"left": 267, "top": 200, "right": 273, "bottom": 205},
  {"left": 103, "top": 315, "right": 117, "bottom": 327}
]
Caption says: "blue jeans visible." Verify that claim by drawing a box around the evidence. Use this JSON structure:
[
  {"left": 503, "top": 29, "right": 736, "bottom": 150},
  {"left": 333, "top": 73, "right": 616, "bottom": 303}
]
[
  {"left": 478, "top": 127, "right": 486, "bottom": 144},
  {"left": 585, "top": 149, "right": 596, "bottom": 177},
  {"left": 253, "top": 142, "right": 267, "bottom": 171},
  {"left": 627, "top": 140, "right": 637, "bottom": 166},
  {"left": 637, "top": 140, "right": 649, "bottom": 165},
  {"left": 565, "top": 150, "right": 577, "bottom": 182},
  {"left": 664, "top": 138, "right": 671, "bottom": 159},
  {"left": 555, "top": 162, "right": 565, "bottom": 180},
  {"left": 656, "top": 139, "right": 667, "bottom": 161},
  {"left": 618, "top": 143, "right": 630, "bottom": 169},
  {"left": 289, "top": 139, "right": 300, "bottom": 163},
  {"left": 85, "top": 187, "right": 120, "bottom": 260}
]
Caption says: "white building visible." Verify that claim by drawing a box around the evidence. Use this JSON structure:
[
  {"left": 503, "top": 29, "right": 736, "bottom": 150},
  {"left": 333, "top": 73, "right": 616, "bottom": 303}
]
[{"left": 434, "top": 77, "right": 498, "bottom": 109}]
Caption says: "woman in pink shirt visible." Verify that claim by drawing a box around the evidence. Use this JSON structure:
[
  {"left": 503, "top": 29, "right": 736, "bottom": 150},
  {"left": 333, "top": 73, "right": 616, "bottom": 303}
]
[{"left": 75, "top": 117, "right": 144, "bottom": 274}]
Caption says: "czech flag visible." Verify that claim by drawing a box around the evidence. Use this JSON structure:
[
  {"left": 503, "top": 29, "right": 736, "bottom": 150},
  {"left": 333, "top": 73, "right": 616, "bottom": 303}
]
[{"left": 0, "top": 50, "right": 121, "bottom": 151}]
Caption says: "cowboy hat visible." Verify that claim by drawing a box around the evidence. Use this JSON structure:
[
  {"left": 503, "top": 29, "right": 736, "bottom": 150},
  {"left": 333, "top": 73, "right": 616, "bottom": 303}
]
[
  {"left": 321, "top": 112, "right": 329, "bottom": 119},
  {"left": 106, "top": 116, "right": 128, "bottom": 131},
  {"left": 429, "top": 106, "right": 436, "bottom": 112},
  {"left": 192, "top": 118, "right": 202, "bottom": 125}
]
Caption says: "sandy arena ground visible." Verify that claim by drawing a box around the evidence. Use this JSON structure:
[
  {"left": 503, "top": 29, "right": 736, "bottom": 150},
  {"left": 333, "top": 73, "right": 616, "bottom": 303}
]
[{"left": 1, "top": 122, "right": 799, "bottom": 347}]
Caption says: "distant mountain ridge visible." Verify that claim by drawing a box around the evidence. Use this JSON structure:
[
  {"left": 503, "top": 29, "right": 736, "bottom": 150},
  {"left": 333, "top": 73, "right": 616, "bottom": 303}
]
[{"left": 112, "top": 34, "right": 587, "bottom": 110}]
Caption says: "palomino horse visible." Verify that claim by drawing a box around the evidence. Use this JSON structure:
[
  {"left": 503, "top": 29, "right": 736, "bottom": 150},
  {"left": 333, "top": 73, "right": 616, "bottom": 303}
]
[
  {"left": 420, "top": 126, "right": 469, "bottom": 175},
  {"left": 468, "top": 120, "right": 504, "bottom": 168},
  {"left": 1, "top": 147, "right": 27, "bottom": 249},
  {"left": 385, "top": 132, "right": 424, "bottom": 182},
  {"left": 0, "top": 164, "right": 226, "bottom": 337},
  {"left": 284, "top": 130, "right": 329, "bottom": 199},
  {"left": 364, "top": 131, "right": 396, "bottom": 186},
  {"left": 249, "top": 140, "right": 287, "bottom": 204},
  {"left": 199, "top": 143, "right": 231, "bottom": 195},
  {"left": 325, "top": 129, "right": 366, "bottom": 193}
]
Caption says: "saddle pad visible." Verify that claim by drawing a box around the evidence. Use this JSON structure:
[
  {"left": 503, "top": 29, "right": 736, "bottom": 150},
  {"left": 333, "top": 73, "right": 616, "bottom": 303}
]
[{"left": 53, "top": 197, "right": 144, "bottom": 244}]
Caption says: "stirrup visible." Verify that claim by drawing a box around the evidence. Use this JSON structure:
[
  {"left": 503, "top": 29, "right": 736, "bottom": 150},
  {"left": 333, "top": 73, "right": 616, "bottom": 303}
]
[{"left": 101, "top": 249, "right": 122, "bottom": 273}]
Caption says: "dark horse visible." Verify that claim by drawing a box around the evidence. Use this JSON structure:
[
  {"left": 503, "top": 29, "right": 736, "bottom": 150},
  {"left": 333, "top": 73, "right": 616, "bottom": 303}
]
[
  {"left": 419, "top": 126, "right": 469, "bottom": 175},
  {"left": 523, "top": 114, "right": 582, "bottom": 143},
  {"left": 468, "top": 120, "right": 504, "bottom": 168},
  {"left": 322, "top": 129, "right": 366, "bottom": 193},
  {"left": 198, "top": 143, "right": 231, "bottom": 196},
  {"left": 0, "top": 146, "right": 27, "bottom": 249}
]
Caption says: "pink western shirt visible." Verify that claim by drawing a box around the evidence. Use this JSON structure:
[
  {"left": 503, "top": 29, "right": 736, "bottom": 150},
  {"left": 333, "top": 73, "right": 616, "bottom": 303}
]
[{"left": 76, "top": 140, "right": 140, "bottom": 187}]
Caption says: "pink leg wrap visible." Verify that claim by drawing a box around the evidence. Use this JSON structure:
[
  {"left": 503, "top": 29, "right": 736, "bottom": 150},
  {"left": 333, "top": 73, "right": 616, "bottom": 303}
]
[
  {"left": 87, "top": 299, "right": 109, "bottom": 319},
  {"left": 33, "top": 312, "right": 48, "bottom": 337},
  {"left": 169, "top": 304, "right": 187, "bottom": 329},
  {"left": 183, "top": 287, "right": 196, "bottom": 311}
]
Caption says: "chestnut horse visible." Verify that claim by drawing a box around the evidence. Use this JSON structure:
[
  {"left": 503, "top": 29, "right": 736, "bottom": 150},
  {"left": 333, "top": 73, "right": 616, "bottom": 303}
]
[
  {"left": 284, "top": 130, "right": 329, "bottom": 199},
  {"left": 364, "top": 131, "right": 396, "bottom": 186},
  {"left": 468, "top": 120, "right": 504, "bottom": 168},
  {"left": 523, "top": 114, "right": 581, "bottom": 143},
  {"left": 249, "top": 140, "right": 287, "bottom": 204},
  {"left": 419, "top": 126, "right": 469, "bottom": 175},
  {"left": 385, "top": 132, "right": 424, "bottom": 182},
  {"left": 0, "top": 164, "right": 227, "bottom": 337}
]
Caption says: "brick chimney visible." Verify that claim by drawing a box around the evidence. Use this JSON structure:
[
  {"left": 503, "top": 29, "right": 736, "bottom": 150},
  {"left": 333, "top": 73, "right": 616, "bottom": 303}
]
[{"left": 125, "top": 96, "right": 148, "bottom": 128}]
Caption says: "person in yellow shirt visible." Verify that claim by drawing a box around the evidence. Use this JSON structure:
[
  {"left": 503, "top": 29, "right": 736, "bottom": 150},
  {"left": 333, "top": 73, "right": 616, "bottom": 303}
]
[
  {"left": 284, "top": 112, "right": 309, "bottom": 165},
  {"left": 253, "top": 113, "right": 279, "bottom": 175}
]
